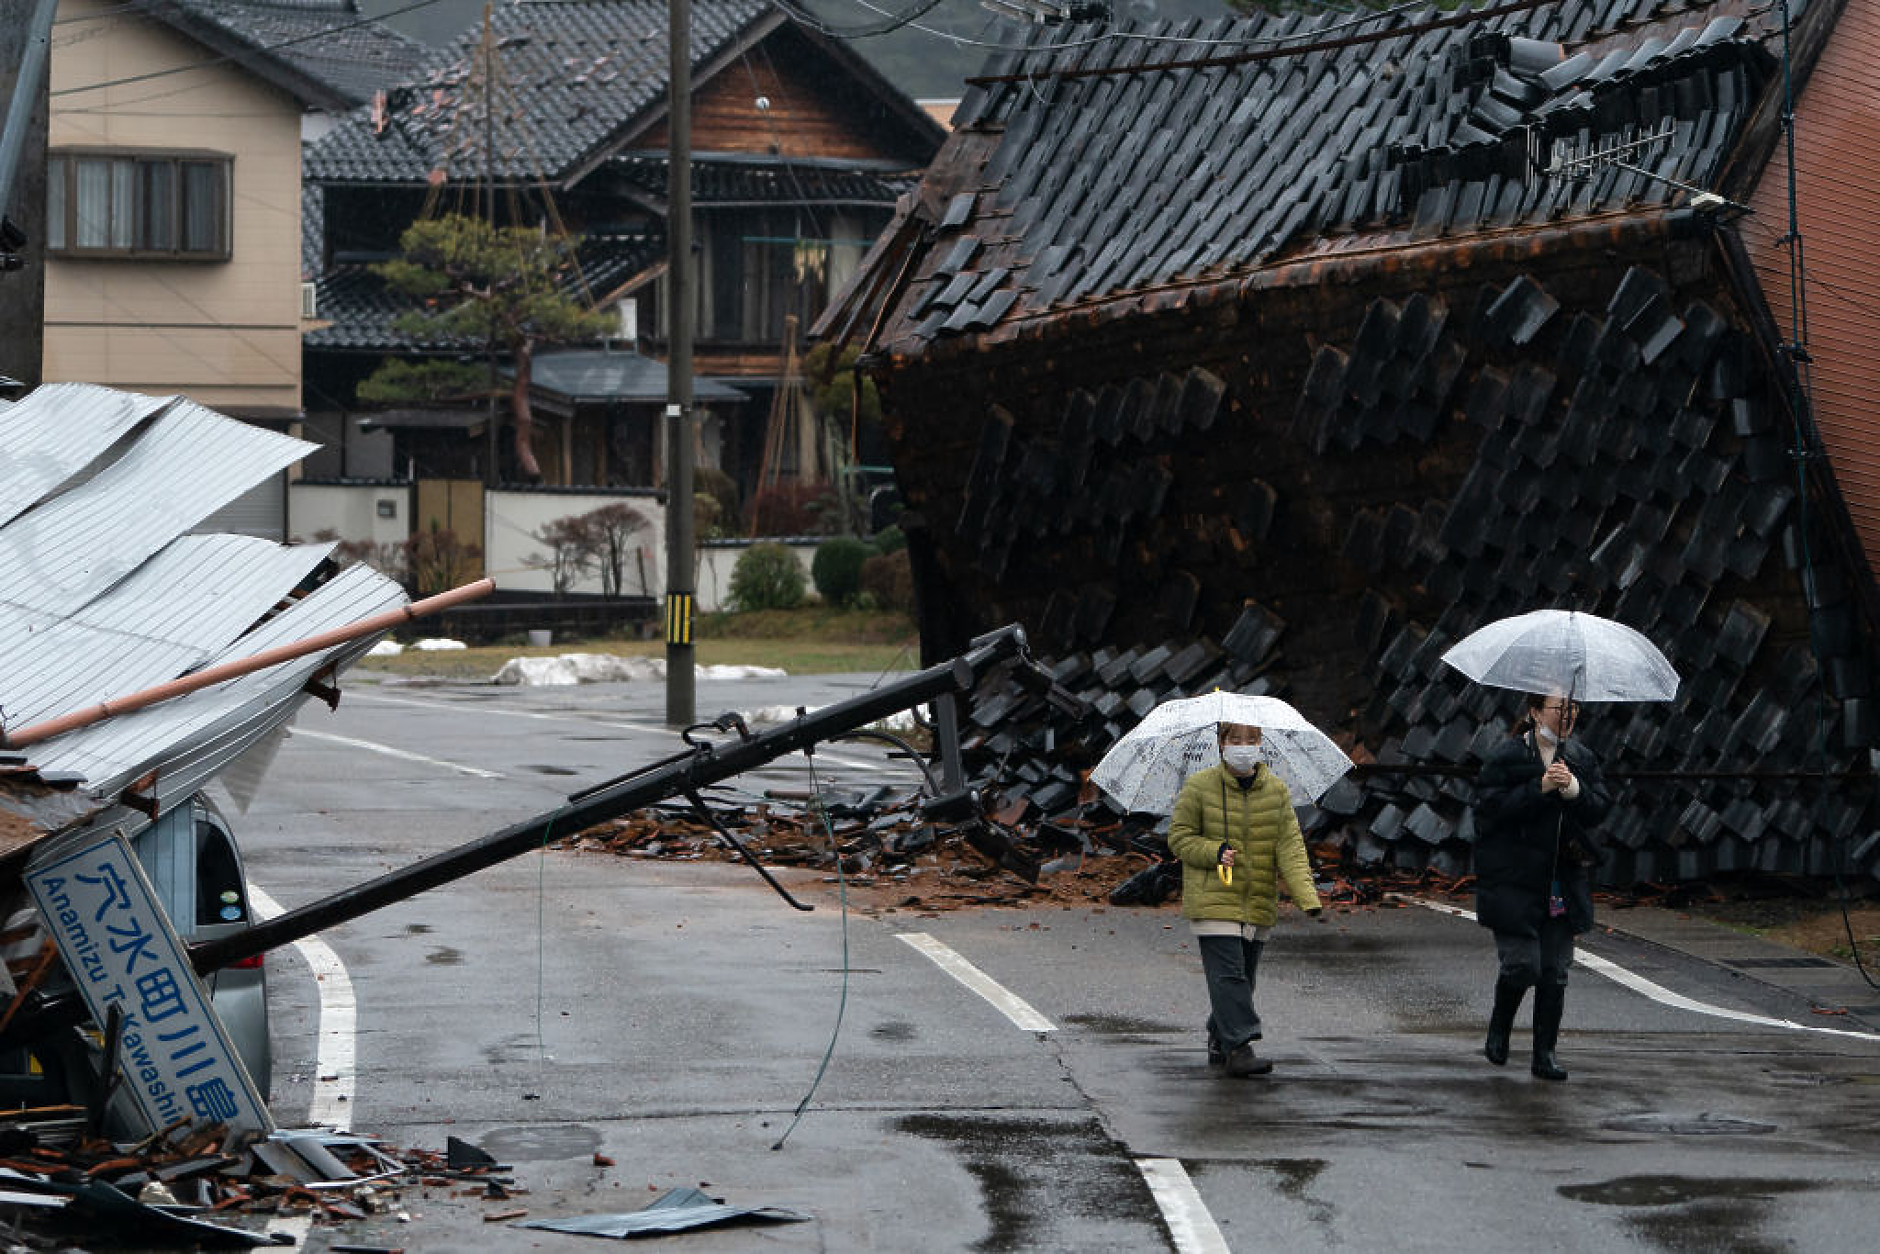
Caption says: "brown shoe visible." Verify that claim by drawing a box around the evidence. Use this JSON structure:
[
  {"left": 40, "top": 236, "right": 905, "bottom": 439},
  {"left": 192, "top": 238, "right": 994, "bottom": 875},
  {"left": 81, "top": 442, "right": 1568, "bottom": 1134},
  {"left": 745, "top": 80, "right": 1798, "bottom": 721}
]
[{"left": 1226, "top": 1044, "right": 1272, "bottom": 1077}]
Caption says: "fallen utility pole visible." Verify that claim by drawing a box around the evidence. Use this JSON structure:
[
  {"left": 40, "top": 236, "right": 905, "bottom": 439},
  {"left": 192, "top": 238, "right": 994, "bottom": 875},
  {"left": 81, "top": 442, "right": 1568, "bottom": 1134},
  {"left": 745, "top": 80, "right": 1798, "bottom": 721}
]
[{"left": 4, "top": 625, "right": 1055, "bottom": 1049}]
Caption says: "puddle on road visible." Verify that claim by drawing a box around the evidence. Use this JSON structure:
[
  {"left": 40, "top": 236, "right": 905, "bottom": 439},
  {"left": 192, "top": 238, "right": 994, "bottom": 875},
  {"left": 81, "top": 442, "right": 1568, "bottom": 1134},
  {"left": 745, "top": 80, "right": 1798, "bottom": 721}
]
[
  {"left": 1600, "top": 1112, "right": 1777, "bottom": 1136},
  {"left": 405, "top": 923, "right": 433, "bottom": 934},
  {"left": 479, "top": 1124, "right": 604, "bottom": 1162},
  {"left": 896, "top": 1114, "right": 1146, "bottom": 1251},
  {"left": 1062, "top": 1013, "right": 1185, "bottom": 1036},
  {"left": 1560, "top": 1176, "right": 1811, "bottom": 1207},
  {"left": 425, "top": 946, "right": 464, "bottom": 966},
  {"left": 1561, "top": 1174, "right": 1812, "bottom": 1252}
]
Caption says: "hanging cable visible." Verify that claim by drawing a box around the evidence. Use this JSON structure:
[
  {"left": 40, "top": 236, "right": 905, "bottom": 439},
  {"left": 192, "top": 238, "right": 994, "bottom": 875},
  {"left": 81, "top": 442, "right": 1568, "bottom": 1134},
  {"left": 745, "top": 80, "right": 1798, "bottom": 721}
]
[
  {"left": 51, "top": 0, "right": 453, "bottom": 97},
  {"left": 771, "top": 741, "right": 850, "bottom": 1150},
  {"left": 1766, "top": 0, "right": 1878, "bottom": 989}
]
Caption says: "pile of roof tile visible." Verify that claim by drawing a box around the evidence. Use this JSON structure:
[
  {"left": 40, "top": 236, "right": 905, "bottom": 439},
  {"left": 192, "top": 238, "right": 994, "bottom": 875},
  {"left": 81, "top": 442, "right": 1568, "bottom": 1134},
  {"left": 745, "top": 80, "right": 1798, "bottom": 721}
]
[{"left": 0, "top": 1114, "right": 463, "bottom": 1248}]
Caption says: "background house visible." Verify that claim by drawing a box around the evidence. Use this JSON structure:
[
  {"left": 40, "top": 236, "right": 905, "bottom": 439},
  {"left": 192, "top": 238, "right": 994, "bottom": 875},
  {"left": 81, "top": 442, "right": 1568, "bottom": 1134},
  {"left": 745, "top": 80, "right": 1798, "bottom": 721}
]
[
  {"left": 300, "top": 0, "right": 943, "bottom": 524},
  {"left": 821, "top": 1, "right": 1880, "bottom": 886},
  {"left": 43, "top": 0, "right": 422, "bottom": 535}
]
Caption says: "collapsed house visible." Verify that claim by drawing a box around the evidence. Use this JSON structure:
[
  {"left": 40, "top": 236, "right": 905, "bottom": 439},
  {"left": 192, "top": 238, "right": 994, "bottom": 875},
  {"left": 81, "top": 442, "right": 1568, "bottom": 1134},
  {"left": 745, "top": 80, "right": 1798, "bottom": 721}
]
[{"left": 817, "top": 0, "right": 1880, "bottom": 885}]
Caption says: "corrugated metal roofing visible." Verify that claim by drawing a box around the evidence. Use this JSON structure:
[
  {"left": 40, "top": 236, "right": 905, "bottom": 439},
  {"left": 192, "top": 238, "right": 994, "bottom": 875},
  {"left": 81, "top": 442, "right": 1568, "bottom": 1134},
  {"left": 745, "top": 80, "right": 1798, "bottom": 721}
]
[
  {"left": 0, "top": 383, "right": 170, "bottom": 528},
  {"left": 0, "top": 384, "right": 409, "bottom": 825},
  {"left": 28, "top": 564, "right": 407, "bottom": 807},
  {"left": 0, "top": 534, "right": 335, "bottom": 732},
  {"left": 0, "top": 394, "right": 312, "bottom": 618}
]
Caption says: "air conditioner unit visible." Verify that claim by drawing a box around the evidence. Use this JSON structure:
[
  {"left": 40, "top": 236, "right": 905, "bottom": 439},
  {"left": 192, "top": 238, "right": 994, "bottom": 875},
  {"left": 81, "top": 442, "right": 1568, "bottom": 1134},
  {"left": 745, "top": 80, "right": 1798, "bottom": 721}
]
[{"left": 300, "top": 281, "right": 318, "bottom": 320}]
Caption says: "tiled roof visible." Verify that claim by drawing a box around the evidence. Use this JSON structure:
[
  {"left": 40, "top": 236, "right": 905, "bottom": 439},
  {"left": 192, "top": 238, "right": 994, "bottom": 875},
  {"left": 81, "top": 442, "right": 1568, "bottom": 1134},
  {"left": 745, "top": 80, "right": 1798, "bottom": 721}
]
[
  {"left": 606, "top": 153, "right": 917, "bottom": 207},
  {"left": 151, "top": 0, "right": 428, "bottom": 107},
  {"left": 842, "top": 0, "right": 1792, "bottom": 351},
  {"left": 305, "top": 0, "right": 772, "bottom": 185},
  {"left": 305, "top": 231, "right": 660, "bottom": 351}
]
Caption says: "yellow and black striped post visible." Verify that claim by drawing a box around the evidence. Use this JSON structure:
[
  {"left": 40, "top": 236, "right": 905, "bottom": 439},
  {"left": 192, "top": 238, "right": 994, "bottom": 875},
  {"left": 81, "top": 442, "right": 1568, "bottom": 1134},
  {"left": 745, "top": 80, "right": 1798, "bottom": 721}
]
[{"left": 664, "top": 591, "right": 693, "bottom": 647}]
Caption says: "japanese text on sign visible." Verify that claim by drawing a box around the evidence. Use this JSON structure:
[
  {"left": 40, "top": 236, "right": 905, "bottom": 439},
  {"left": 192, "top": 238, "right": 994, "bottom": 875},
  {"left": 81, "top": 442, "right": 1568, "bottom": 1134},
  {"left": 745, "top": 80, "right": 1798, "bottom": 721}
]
[{"left": 26, "top": 829, "right": 272, "bottom": 1135}]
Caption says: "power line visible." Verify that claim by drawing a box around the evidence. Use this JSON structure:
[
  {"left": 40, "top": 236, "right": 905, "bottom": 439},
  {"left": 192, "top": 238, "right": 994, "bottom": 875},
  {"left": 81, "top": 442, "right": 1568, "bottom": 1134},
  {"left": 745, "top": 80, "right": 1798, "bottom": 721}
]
[
  {"left": 962, "top": 0, "right": 1567, "bottom": 84},
  {"left": 51, "top": 0, "right": 450, "bottom": 97}
]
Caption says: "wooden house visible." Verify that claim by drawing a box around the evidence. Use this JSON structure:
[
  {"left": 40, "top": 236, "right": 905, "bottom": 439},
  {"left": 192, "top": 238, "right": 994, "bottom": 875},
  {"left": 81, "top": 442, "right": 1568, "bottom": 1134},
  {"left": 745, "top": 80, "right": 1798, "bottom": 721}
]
[{"left": 302, "top": 0, "right": 944, "bottom": 504}]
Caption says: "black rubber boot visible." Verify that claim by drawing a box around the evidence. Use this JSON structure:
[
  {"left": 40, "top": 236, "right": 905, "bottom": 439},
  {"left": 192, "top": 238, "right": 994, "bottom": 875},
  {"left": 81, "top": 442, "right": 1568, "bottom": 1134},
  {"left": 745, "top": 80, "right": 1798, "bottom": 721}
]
[
  {"left": 1226, "top": 1043, "right": 1272, "bottom": 1077},
  {"left": 1531, "top": 983, "right": 1569, "bottom": 1081},
  {"left": 1484, "top": 978, "right": 1527, "bottom": 1067}
]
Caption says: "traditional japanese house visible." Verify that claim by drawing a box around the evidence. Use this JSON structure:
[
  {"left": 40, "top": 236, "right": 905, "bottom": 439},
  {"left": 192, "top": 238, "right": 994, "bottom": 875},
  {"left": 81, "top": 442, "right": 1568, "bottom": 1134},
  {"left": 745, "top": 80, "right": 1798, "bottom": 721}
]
[
  {"left": 818, "top": 0, "right": 1880, "bottom": 884},
  {"left": 303, "top": 0, "right": 944, "bottom": 501}
]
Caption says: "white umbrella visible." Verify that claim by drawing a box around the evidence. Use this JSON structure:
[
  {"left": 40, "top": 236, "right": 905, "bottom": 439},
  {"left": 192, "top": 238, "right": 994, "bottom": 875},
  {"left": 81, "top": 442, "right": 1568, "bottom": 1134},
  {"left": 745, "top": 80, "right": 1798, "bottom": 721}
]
[
  {"left": 1438, "top": 609, "right": 1679, "bottom": 702},
  {"left": 1090, "top": 691, "right": 1353, "bottom": 813}
]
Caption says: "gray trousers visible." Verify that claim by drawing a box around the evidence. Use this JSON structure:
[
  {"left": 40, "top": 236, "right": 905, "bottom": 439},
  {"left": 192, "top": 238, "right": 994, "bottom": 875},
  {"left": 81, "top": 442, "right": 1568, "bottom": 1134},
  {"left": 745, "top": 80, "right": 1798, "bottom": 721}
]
[
  {"left": 1198, "top": 934, "right": 1264, "bottom": 1052},
  {"left": 1493, "top": 917, "right": 1574, "bottom": 989}
]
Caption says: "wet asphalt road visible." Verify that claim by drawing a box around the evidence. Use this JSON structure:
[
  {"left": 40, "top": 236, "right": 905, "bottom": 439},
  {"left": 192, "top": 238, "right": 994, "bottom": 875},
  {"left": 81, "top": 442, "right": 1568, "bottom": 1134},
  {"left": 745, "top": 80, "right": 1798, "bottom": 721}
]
[{"left": 228, "top": 670, "right": 1880, "bottom": 1252}]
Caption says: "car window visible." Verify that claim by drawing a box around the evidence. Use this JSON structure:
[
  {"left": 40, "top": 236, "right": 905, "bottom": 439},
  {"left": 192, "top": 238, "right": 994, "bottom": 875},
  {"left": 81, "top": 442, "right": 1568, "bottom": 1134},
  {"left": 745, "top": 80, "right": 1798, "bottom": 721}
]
[{"left": 194, "top": 818, "right": 247, "bottom": 928}]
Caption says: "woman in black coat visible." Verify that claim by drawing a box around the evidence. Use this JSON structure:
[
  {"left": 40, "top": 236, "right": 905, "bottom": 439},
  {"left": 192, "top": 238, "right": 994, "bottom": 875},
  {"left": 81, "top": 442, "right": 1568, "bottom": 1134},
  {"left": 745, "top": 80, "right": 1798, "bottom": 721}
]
[{"left": 1471, "top": 694, "right": 1611, "bottom": 1081}]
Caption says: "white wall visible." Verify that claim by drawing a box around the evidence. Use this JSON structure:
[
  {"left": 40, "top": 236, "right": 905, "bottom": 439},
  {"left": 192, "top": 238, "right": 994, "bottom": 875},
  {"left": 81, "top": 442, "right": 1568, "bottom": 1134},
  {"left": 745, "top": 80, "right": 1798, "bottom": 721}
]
[
  {"left": 286, "top": 482, "right": 824, "bottom": 611},
  {"left": 288, "top": 481, "right": 411, "bottom": 548},
  {"left": 486, "top": 488, "right": 667, "bottom": 597}
]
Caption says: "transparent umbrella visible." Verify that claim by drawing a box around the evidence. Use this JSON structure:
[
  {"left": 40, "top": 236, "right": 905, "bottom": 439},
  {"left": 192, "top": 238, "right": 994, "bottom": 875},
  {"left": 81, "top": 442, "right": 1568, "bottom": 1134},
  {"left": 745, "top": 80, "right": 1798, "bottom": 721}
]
[
  {"left": 1090, "top": 691, "right": 1353, "bottom": 814},
  {"left": 1438, "top": 609, "right": 1679, "bottom": 702}
]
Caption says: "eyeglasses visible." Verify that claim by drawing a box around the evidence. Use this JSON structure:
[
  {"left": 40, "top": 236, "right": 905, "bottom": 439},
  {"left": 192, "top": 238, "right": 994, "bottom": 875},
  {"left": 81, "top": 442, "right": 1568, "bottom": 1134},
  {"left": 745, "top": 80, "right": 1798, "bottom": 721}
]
[{"left": 1539, "top": 701, "right": 1582, "bottom": 714}]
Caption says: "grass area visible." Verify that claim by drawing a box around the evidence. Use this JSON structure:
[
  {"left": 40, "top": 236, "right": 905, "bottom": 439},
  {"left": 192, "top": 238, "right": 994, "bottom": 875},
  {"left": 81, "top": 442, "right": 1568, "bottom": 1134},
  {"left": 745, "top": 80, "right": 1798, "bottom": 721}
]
[{"left": 356, "top": 607, "right": 919, "bottom": 682}]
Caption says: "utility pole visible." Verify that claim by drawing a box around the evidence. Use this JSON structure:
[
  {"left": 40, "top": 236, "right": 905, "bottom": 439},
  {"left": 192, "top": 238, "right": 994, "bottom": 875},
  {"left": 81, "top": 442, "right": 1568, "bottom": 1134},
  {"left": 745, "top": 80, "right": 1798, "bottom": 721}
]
[
  {"left": 663, "top": 0, "right": 695, "bottom": 726},
  {"left": 0, "top": 0, "right": 56, "bottom": 392}
]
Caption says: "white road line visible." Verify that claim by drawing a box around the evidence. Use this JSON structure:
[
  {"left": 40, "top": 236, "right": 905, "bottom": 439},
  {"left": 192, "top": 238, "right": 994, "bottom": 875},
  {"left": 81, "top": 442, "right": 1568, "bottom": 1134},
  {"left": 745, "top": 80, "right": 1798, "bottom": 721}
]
[
  {"left": 247, "top": 884, "right": 358, "bottom": 1126},
  {"left": 346, "top": 691, "right": 891, "bottom": 772},
  {"left": 1136, "top": 1158, "right": 1232, "bottom": 1254},
  {"left": 352, "top": 689, "right": 669, "bottom": 734},
  {"left": 248, "top": 884, "right": 356, "bottom": 1247},
  {"left": 896, "top": 932, "right": 1056, "bottom": 1031},
  {"left": 1396, "top": 894, "right": 1880, "bottom": 1042},
  {"left": 289, "top": 728, "right": 504, "bottom": 778}
]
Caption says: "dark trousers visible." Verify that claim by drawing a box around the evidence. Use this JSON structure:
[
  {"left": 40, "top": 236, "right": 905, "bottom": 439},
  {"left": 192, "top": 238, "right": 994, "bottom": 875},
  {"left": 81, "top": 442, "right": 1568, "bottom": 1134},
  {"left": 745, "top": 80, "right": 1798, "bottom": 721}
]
[
  {"left": 1198, "top": 934, "right": 1264, "bottom": 1052},
  {"left": 1493, "top": 916, "right": 1574, "bottom": 989}
]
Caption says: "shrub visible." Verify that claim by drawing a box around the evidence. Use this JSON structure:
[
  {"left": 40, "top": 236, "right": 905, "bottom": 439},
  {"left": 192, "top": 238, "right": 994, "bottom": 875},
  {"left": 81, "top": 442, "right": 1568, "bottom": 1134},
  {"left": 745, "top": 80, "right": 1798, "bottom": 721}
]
[
  {"left": 860, "top": 549, "right": 914, "bottom": 613},
  {"left": 728, "top": 542, "right": 806, "bottom": 611},
  {"left": 402, "top": 525, "right": 482, "bottom": 596},
  {"left": 812, "top": 535, "right": 873, "bottom": 607},
  {"left": 870, "top": 524, "right": 906, "bottom": 555}
]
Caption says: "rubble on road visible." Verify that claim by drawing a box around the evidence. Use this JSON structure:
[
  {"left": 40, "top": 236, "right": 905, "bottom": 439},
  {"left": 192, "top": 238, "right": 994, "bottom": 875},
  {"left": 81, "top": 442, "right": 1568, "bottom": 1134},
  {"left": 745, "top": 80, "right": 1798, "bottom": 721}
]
[{"left": 0, "top": 1114, "right": 520, "bottom": 1249}]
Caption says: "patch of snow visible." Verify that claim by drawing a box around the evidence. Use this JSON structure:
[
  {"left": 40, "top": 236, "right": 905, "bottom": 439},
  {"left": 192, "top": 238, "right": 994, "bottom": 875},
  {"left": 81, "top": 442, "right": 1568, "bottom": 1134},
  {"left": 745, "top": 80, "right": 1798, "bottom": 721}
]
[
  {"left": 412, "top": 637, "right": 467, "bottom": 651},
  {"left": 490, "top": 655, "right": 787, "bottom": 687},
  {"left": 699, "top": 664, "right": 786, "bottom": 680},
  {"left": 366, "top": 640, "right": 404, "bottom": 656}
]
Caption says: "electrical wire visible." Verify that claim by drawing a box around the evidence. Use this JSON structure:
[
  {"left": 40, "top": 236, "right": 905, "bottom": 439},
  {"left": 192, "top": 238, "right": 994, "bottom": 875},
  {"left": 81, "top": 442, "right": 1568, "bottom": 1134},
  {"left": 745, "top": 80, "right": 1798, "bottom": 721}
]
[
  {"left": 785, "top": 0, "right": 949, "bottom": 39},
  {"left": 51, "top": 0, "right": 453, "bottom": 97},
  {"left": 769, "top": 742, "right": 850, "bottom": 1150}
]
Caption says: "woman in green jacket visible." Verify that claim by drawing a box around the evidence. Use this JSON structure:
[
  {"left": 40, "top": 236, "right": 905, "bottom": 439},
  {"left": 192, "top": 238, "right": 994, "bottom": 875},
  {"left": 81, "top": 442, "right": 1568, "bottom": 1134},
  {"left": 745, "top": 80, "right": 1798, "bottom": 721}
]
[{"left": 1167, "top": 722, "right": 1323, "bottom": 1077}]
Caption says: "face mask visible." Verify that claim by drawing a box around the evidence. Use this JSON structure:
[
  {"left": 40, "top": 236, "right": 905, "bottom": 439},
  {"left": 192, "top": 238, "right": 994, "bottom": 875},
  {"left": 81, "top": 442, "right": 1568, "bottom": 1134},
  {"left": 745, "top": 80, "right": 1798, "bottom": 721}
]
[{"left": 1221, "top": 745, "right": 1262, "bottom": 774}]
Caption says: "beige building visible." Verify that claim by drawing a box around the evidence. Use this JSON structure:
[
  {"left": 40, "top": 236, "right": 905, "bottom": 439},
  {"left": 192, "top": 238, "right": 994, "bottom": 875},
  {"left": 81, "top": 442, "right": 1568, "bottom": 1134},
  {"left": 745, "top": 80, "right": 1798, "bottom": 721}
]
[{"left": 42, "top": 0, "right": 421, "bottom": 529}]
